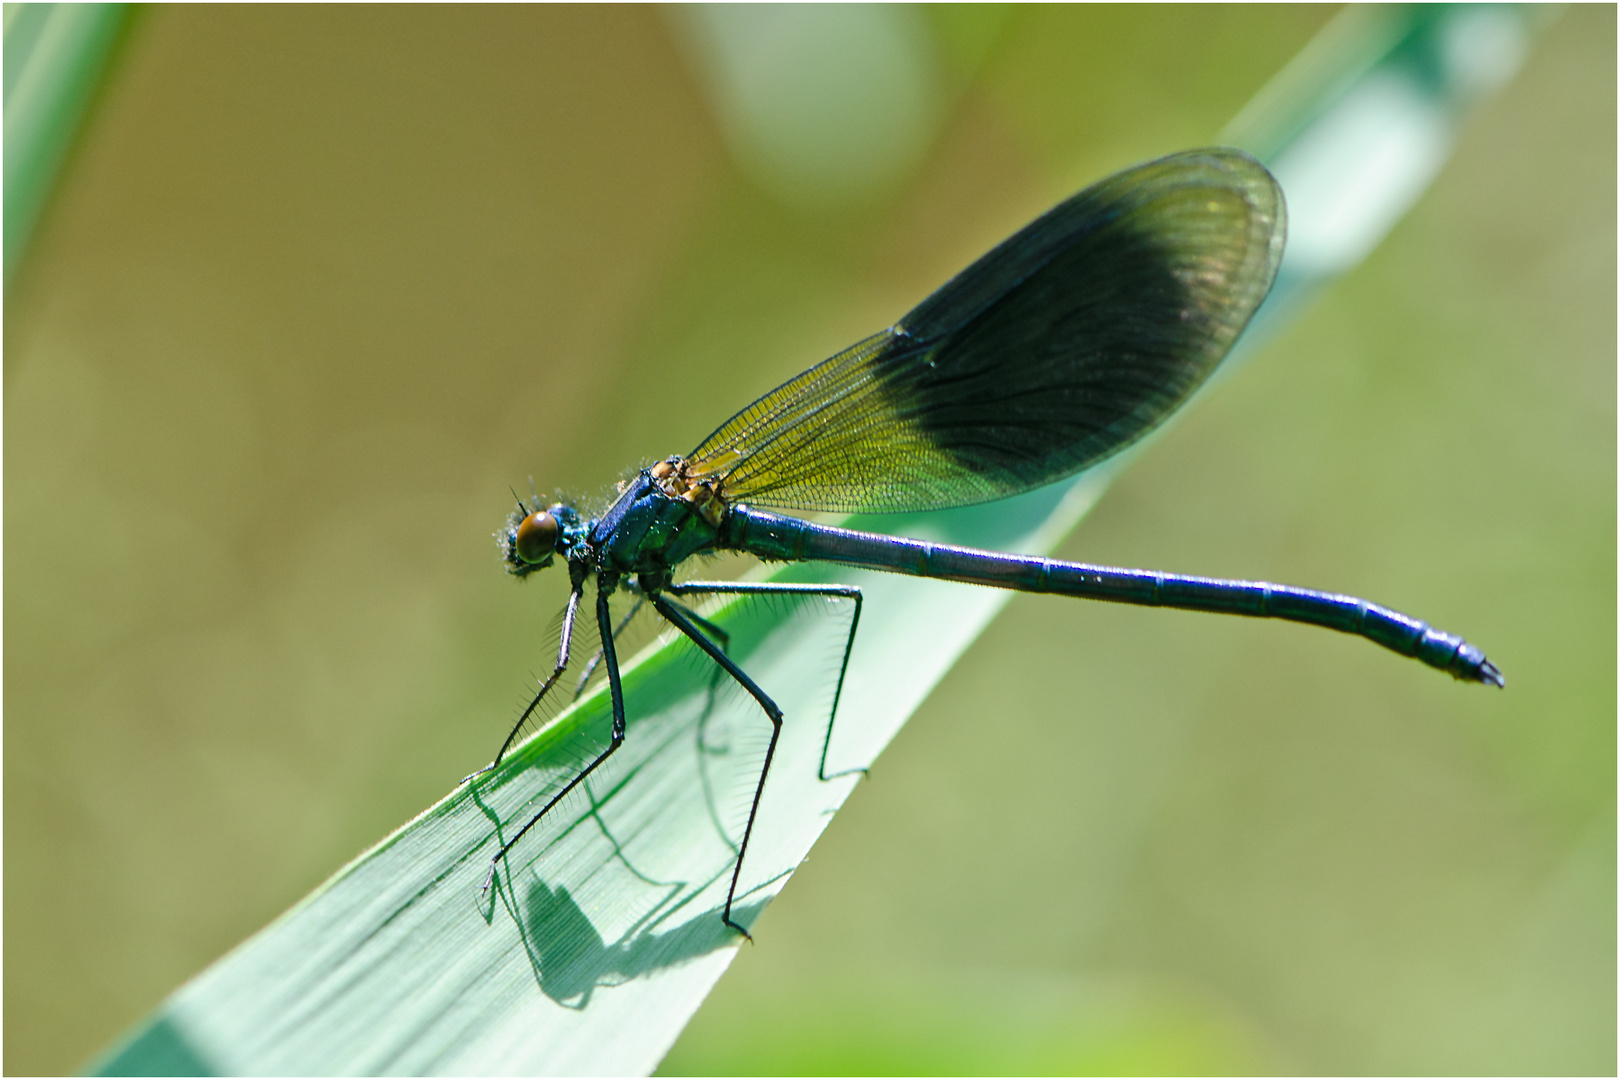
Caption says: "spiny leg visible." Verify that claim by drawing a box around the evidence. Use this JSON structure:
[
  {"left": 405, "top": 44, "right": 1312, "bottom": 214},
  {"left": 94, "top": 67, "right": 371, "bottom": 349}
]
[
  {"left": 572, "top": 595, "right": 645, "bottom": 701},
  {"left": 464, "top": 581, "right": 586, "bottom": 784},
  {"left": 666, "top": 594, "right": 733, "bottom": 738},
  {"left": 670, "top": 581, "right": 865, "bottom": 782},
  {"left": 650, "top": 591, "right": 786, "bottom": 940},
  {"left": 569, "top": 592, "right": 732, "bottom": 704},
  {"left": 667, "top": 593, "right": 741, "bottom": 842},
  {"left": 482, "top": 584, "right": 628, "bottom": 895},
  {"left": 664, "top": 596, "right": 731, "bottom": 654}
]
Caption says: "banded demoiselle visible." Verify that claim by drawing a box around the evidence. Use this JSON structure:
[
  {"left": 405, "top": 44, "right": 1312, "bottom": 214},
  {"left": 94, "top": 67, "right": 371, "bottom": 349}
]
[{"left": 479, "top": 148, "right": 1502, "bottom": 938}]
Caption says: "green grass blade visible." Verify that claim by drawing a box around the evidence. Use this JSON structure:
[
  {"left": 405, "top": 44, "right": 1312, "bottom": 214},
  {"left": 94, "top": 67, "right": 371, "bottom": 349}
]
[
  {"left": 90, "top": 476, "right": 1107, "bottom": 1075},
  {"left": 3, "top": 2, "right": 127, "bottom": 286}
]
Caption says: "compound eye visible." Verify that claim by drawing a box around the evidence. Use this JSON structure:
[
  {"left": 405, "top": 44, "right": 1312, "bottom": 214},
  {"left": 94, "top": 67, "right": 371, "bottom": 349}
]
[{"left": 513, "top": 511, "right": 559, "bottom": 565}]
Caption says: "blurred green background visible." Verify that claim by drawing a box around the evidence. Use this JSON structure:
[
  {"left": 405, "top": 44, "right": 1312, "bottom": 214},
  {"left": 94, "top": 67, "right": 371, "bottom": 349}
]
[{"left": 5, "top": 5, "right": 1612, "bottom": 1075}]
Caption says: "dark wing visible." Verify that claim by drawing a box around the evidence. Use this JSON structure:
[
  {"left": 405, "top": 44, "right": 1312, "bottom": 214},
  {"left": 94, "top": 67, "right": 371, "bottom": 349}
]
[{"left": 685, "top": 148, "right": 1285, "bottom": 514}]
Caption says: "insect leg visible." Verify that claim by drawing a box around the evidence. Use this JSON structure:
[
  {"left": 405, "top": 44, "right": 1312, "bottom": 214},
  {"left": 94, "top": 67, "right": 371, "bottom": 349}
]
[
  {"left": 669, "top": 581, "right": 864, "bottom": 782},
  {"left": 650, "top": 590, "right": 790, "bottom": 940},
  {"left": 464, "top": 580, "right": 586, "bottom": 785},
  {"left": 663, "top": 595, "right": 731, "bottom": 652},
  {"left": 568, "top": 585, "right": 729, "bottom": 702},
  {"left": 483, "top": 584, "right": 627, "bottom": 895},
  {"left": 571, "top": 594, "right": 645, "bottom": 701}
]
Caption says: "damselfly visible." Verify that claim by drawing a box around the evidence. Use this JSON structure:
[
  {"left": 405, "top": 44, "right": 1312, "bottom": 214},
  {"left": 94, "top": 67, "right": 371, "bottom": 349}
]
[{"left": 478, "top": 148, "right": 1502, "bottom": 937}]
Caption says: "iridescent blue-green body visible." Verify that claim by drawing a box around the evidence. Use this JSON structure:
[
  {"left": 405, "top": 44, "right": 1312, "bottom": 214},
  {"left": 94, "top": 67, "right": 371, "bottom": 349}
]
[{"left": 481, "top": 149, "right": 1502, "bottom": 939}]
